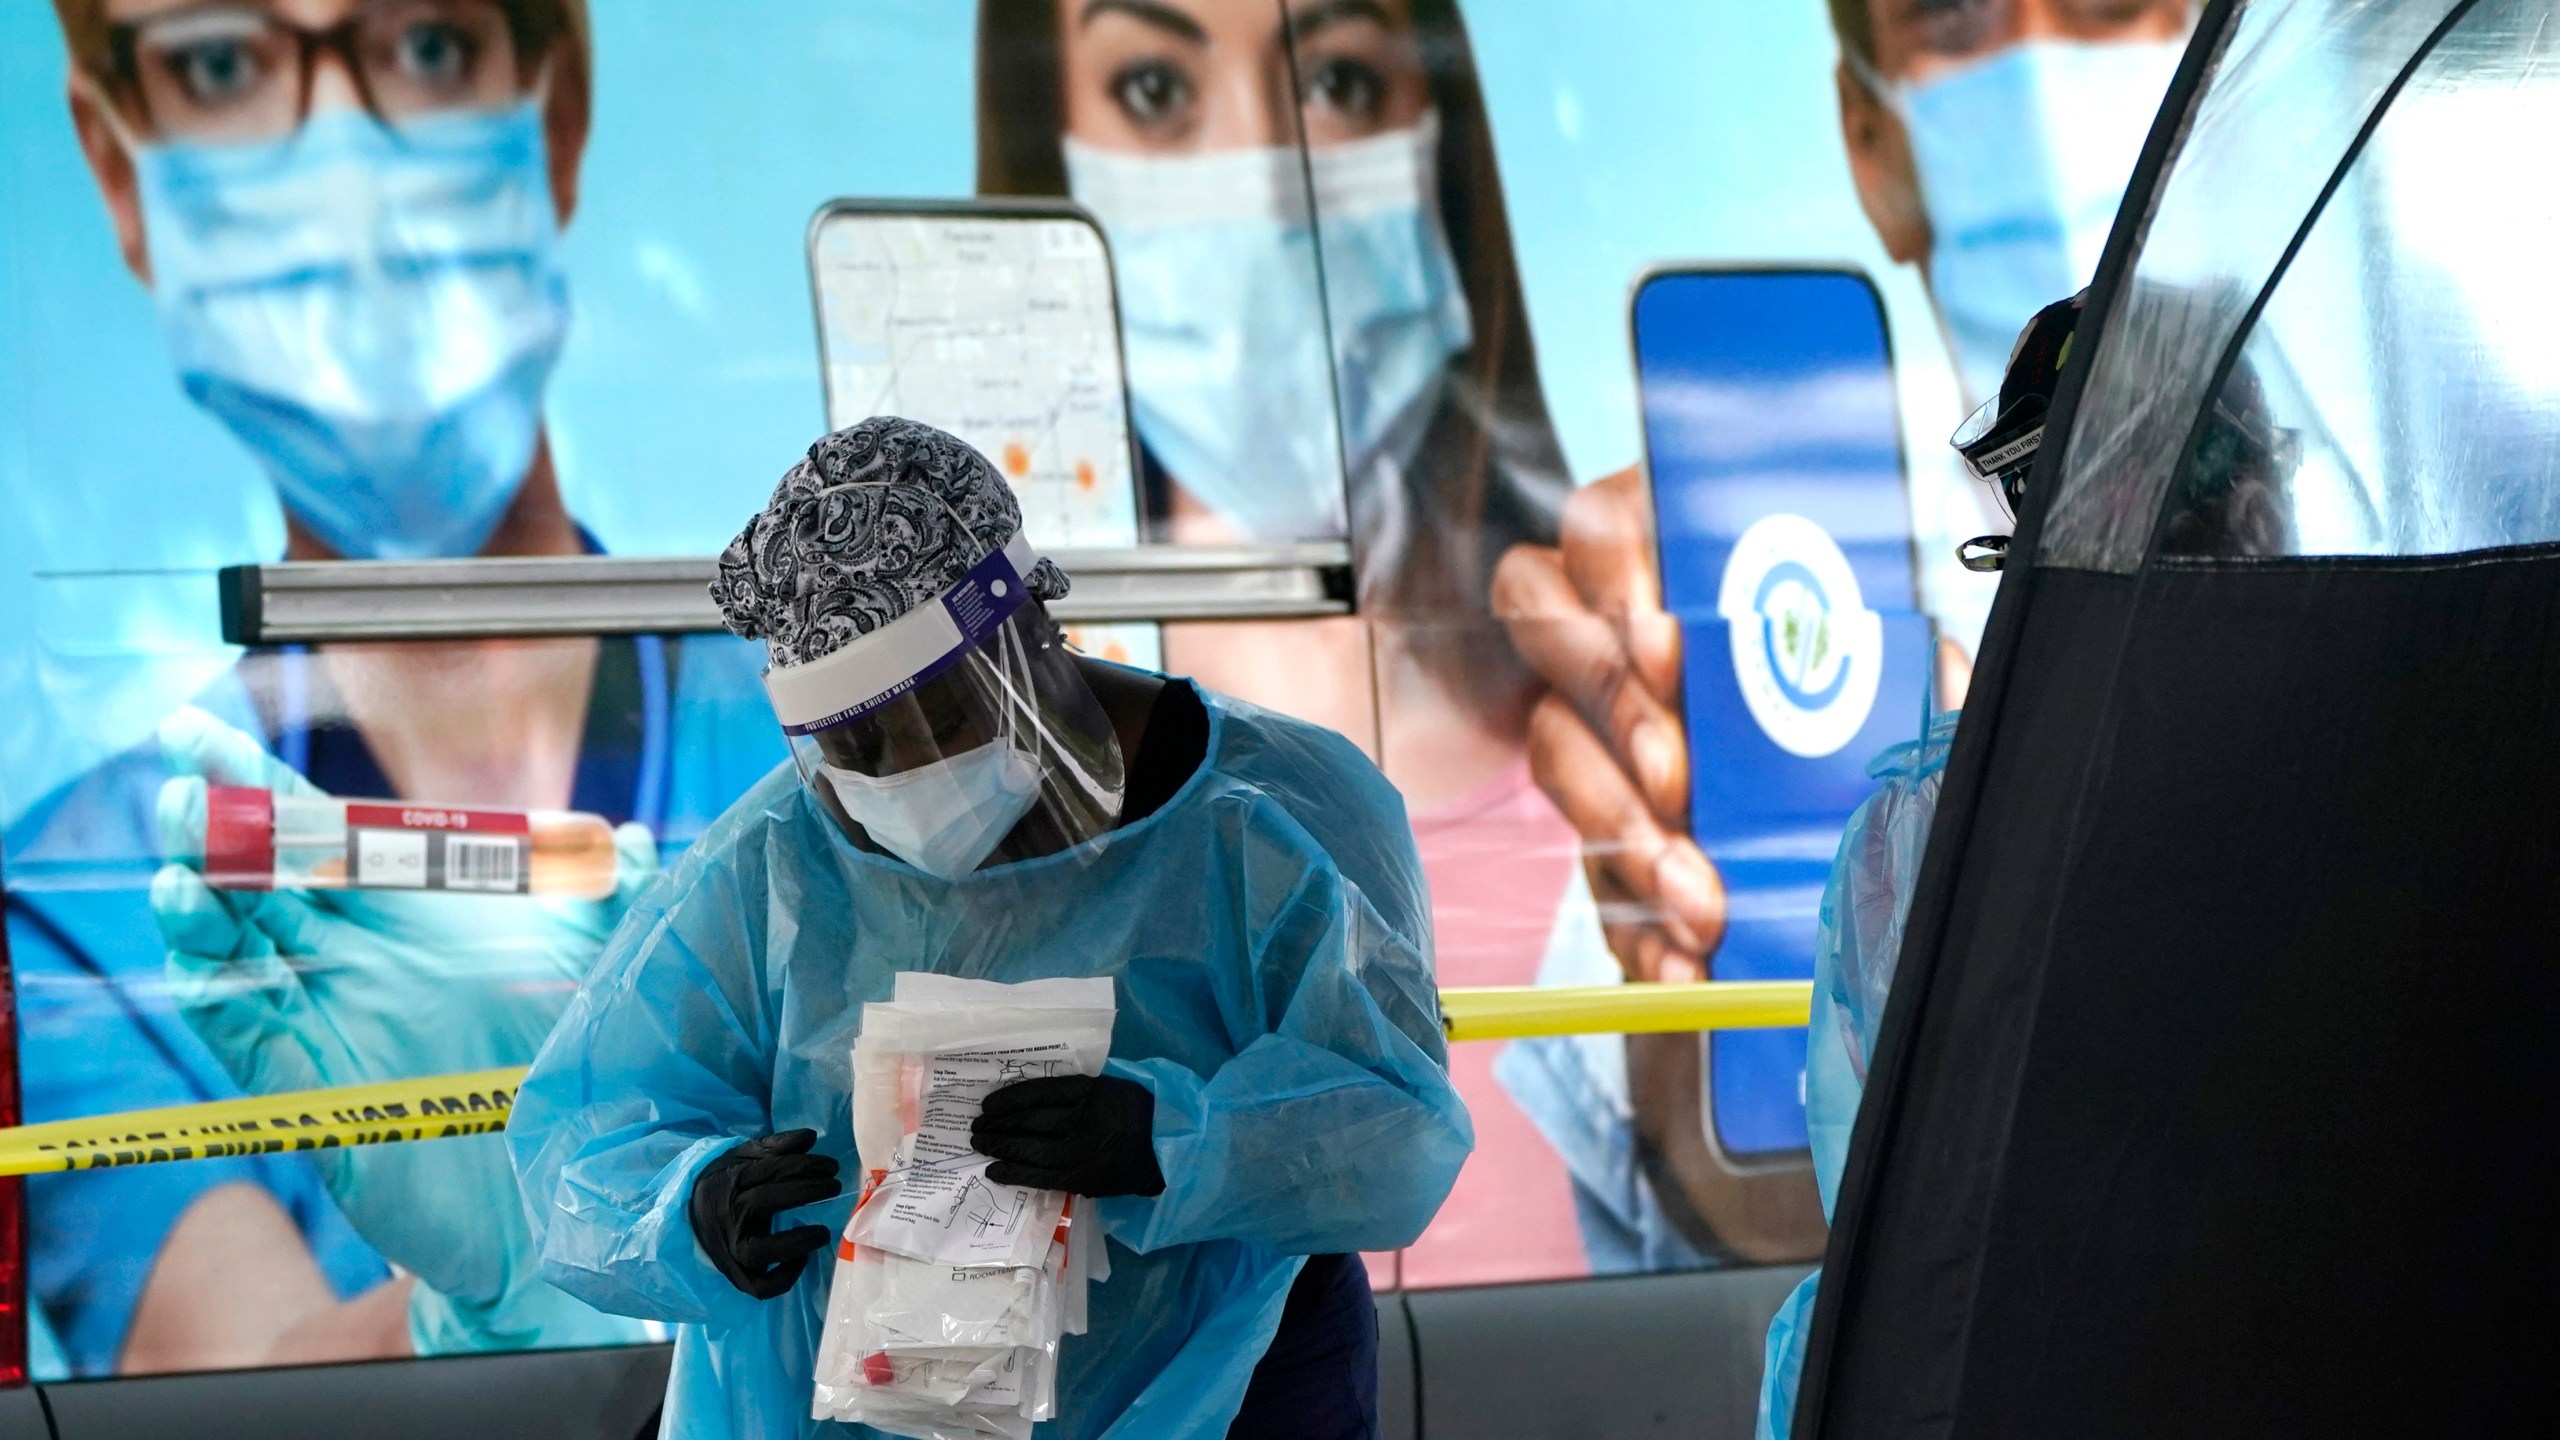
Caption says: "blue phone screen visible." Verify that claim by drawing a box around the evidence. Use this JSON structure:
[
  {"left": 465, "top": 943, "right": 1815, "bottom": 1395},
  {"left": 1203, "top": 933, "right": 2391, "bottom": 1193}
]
[{"left": 1633, "top": 269, "right": 1932, "bottom": 1159}]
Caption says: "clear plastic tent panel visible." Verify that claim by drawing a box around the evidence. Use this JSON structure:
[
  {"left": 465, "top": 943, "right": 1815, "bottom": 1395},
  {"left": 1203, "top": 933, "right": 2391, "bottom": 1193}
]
[
  {"left": 2040, "top": 0, "right": 2472, "bottom": 570},
  {"left": 2159, "top": 0, "right": 2560, "bottom": 558}
]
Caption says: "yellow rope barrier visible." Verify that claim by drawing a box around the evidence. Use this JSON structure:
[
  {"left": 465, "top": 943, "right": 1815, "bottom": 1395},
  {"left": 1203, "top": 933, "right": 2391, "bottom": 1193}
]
[{"left": 0, "top": 983, "right": 1816, "bottom": 1176}]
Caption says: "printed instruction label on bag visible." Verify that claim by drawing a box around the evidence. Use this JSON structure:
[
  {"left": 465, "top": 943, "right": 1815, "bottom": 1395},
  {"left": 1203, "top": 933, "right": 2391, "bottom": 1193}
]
[{"left": 871, "top": 1043, "right": 1078, "bottom": 1267}]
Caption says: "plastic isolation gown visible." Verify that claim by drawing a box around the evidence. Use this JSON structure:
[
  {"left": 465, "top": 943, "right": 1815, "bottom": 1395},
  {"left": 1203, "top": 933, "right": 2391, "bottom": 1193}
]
[
  {"left": 1756, "top": 710, "right": 1957, "bottom": 1440},
  {"left": 509, "top": 685, "right": 1471, "bottom": 1440}
]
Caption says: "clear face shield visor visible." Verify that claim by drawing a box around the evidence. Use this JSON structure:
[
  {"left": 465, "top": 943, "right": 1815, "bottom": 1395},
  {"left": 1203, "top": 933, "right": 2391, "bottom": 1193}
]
[
  {"left": 764, "top": 537, "right": 1126, "bottom": 879},
  {"left": 1952, "top": 392, "right": 2050, "bottom": 521},
  {"left": 1951, "top": 392, "right": 2049, "bottom": 573}
]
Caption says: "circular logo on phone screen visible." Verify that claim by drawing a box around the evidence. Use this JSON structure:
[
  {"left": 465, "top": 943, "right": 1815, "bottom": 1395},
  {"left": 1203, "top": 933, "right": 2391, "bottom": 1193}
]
[{"left": 1717, "top": 513, "right": 1884, "bottom": 758}]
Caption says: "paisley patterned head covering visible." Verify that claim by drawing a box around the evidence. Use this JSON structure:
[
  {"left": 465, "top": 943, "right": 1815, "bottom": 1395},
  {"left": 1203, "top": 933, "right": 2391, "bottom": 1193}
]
[{"left": 712, "top": 417, "right": 1070, "bottom": 669}]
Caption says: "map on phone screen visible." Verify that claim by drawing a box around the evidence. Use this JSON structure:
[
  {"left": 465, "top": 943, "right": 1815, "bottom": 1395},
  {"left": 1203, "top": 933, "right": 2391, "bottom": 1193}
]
[{"left": 810, "top": 203, "right": 1156, "bottom": 665}]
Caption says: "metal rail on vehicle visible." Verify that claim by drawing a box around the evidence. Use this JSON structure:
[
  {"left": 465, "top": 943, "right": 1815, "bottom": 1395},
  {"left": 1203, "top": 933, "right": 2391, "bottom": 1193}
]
[{"left": 218, "top": 543, "right": 1357, "bottom": 645}]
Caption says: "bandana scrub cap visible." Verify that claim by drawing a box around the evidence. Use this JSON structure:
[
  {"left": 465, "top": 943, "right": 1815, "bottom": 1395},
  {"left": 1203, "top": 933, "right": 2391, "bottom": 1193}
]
[{"left": 712, "top": 418, "right": 1126, "bottom": 873}]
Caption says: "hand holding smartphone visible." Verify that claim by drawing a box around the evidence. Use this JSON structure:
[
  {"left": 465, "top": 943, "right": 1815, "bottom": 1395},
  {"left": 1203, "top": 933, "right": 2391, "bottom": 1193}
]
[{"left": 1630, "top": 265, "right": 1934, "bottom": 1246}]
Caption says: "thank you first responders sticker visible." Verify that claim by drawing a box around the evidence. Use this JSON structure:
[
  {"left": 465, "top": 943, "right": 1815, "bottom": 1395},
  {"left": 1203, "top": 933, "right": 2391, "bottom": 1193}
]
[{"left": 1716, "top": 512, "right": 1885, "bottom": 758}]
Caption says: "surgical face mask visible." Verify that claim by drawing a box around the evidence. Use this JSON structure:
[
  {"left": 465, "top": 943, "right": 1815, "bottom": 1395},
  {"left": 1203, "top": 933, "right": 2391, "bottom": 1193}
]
[
  {"left": 134, "top": 101, "right": 570, "bottom": 559},
  {"left": 822, "top": 740, "right": 1045, "bottom": 881},
  {"left": 1874, "top": 40, "right": 2183, "bottom": 402},
  {"left": 1065, "top": 114, "right": 1473, "bottom": 542}
]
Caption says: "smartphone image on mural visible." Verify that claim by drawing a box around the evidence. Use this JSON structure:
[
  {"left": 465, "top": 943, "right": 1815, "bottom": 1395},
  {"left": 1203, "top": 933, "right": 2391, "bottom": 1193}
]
[
  {"left": 1632, "top": 265, "right": 1936, "bottom": 1201},
  {"left": 807, "top": 198, "right": 1158, "bottom": 666}
]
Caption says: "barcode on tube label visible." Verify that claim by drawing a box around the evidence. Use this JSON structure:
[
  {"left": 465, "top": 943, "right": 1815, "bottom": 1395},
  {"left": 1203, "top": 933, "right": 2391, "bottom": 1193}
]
[
  {"left": 345, "top": 828, "right": 531, "bottom": 893},
  {"left": 442, "top": 835, "right": 525, "bottom": 892}
]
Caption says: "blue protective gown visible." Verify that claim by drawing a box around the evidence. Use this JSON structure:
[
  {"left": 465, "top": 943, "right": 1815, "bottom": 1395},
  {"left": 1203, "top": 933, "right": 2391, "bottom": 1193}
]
[
  {"left": 510, "top": 685, "right": 1471, "bottom": 1440},
  {"left": 1755, "top": 711, "right": 1956, "bottom": 1440},
  {"left": 3, "top": 631, "right": 782, "bottom": 1375}
]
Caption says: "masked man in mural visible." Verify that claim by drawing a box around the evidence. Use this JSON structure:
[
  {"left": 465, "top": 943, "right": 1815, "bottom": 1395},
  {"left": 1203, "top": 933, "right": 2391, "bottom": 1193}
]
[
  {"left": 1489, "top": 0, "right": 2194, "bottom": 1270},
  {"left": 8, "top": 0, "right": 778, "bottom": 1377}
]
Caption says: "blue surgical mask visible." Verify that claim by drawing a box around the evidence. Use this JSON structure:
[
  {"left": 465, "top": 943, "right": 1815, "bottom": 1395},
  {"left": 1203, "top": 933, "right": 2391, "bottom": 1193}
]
[
  {"left": 1872, "top": 40, "right": 2184, "bottom": 402},
  {"left": 822, "top": 740, "right": 1044, "bottom": 880},
  {"left": 1065, "top": 115, "right": 1473, "bottom": 542},
  {"left": 135, "top": 102, "right": 569, "bottom": 559}
]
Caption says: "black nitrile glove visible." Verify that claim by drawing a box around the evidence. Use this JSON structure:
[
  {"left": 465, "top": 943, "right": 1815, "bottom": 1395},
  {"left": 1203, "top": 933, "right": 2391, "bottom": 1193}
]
[
  {"left": 688, "top": 1129, "right": 843, "bottom": 1299},
  {"left": 972, "top": 1073, "right": 1166, "bottom": 1197}
]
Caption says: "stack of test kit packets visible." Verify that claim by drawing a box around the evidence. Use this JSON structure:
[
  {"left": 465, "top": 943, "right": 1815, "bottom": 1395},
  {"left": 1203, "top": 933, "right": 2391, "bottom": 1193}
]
[{"left": 814, "top": 973, "right": 1117, "bottom": 1438}]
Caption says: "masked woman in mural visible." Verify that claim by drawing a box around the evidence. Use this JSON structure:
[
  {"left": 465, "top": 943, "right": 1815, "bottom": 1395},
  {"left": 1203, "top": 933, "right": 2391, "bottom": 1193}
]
[
  {"left": 9, "top": 0, "right": 777, "bottom": 1378},
  {"left": 974, "top": 0, "right": 1594, "bottom": 1288}
]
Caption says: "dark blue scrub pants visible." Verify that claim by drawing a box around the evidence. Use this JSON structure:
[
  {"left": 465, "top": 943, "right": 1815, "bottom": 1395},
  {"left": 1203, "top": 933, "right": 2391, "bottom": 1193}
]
[{"left": 1225, "top": 1252, "right": 1379, "bottom": 1439}]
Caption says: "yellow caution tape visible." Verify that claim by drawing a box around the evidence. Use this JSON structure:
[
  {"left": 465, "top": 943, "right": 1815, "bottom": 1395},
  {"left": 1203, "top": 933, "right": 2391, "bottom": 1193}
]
[
  {"left": 0, "top": 983, "right": 1815, "bottom": 1177},
  {"left": 1438, "top": 980, "right": 1814, "bottom": 1043},
  {"left": 0, "top": 1068, "right": 523, "bottom": 1179}
]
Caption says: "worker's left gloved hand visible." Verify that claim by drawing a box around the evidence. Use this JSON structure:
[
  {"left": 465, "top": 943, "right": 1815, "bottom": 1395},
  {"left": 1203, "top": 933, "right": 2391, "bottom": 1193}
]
[
  {"left": 972, "top": 1073, "right": 1167, "bottom": 1197},
  {"left": 148, "top": 706, "right": 658, "bottom": 1354}
]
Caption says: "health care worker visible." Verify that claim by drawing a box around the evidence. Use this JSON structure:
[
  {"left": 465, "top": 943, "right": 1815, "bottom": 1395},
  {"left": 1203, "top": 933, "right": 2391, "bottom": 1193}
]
[
  {"left": 1746, "top": 286, "right": 2326, "bottom": 1438},
  {"left": 9, "top": 0, "right": 778, "bottom": 1375},
  {"left": 1487, "top": 0, "right": 2194, "bottom": 1271},
  {"left": 510, "top": 417, "right": 1471, "bottom": 1439},
  {"left": 1749, "top": 298, "right": 2076, "bottom": 1440}
]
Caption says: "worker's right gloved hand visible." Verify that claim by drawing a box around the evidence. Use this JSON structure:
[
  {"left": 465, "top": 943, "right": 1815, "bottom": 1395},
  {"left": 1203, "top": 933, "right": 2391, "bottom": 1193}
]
[
  {"left": 148, "top": 706, "right": 659, "bottom": 1353},
  {"left": 689, "top": 1129, "right": 844, "bottom": 1300}
]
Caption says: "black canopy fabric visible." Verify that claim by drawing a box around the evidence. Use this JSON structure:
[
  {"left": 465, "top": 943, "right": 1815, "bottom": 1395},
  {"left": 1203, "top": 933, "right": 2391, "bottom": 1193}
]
[{"left": 1795, "top": 1, "right": 2560, "bottom": 1435}]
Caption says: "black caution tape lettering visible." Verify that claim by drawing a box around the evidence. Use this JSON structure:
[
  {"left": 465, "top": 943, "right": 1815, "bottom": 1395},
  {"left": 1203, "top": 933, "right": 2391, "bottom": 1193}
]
[
  {"left": 197, "top": 1138, "right": 289, "bottom": 1160},
  {"left": 28, "top": 1101, "right": 511, "bottom": 1156},
  {"left": 413, "top": 1088, "right": 511, "bottom": 1116},
  {"left": 36, "top": 1108, "right": 355, "bottom": 1154},
  {"left": 1, "top": 1067, "right": 528, "bottom": 1177}
]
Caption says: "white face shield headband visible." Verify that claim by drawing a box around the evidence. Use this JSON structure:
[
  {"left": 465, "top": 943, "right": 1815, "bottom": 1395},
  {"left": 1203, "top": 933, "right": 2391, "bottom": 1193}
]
[
  {"left": 763, "top": 530, "right": 1126, "bottom": 878},
  {"left": 763, "top": 531, "right": 1049, "bottom": 740}
]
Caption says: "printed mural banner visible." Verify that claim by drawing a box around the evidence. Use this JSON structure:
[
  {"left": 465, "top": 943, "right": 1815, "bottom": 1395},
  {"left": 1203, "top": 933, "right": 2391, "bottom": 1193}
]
[{"left": 1, "top": 0, "right": 2183, "bottom": 1380}]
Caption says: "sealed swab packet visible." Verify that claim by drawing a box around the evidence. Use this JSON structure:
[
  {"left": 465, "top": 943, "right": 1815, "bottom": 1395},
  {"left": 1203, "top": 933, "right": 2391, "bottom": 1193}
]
[{"left": 812, "top": 973, "right": 1116, "bottom": 1437}]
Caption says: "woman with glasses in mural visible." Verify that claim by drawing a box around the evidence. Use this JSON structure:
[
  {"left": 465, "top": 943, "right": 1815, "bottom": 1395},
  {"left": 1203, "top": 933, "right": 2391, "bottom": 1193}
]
[
  {"left": 12, "top": 0, "right": 778, "bottom": 1380},
  {"left": 974, "top": 0, "right": 1602, "bottom": 1299}
]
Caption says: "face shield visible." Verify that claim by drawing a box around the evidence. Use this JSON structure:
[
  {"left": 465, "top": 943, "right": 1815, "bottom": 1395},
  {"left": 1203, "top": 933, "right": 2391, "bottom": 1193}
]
[
  {"left": 1952, "top": 291, "right": 2087, "bottom": 570},
  {"left": 762, "top": 531, "right": 1126, "bottom": 879},
  {"left": 1953, "top": 387, "right": 2051, "bottom": 522}
]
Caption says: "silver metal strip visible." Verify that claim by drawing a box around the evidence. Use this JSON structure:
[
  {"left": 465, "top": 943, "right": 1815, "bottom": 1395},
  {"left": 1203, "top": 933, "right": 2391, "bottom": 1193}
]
[{"left": 218, "top": 544, "right": 1354, "bottom": 644}]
